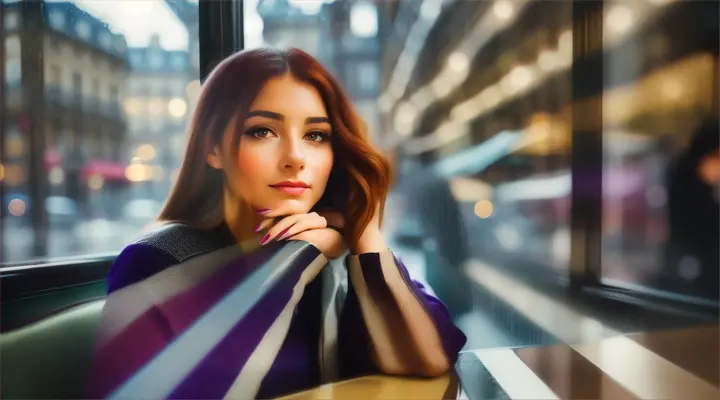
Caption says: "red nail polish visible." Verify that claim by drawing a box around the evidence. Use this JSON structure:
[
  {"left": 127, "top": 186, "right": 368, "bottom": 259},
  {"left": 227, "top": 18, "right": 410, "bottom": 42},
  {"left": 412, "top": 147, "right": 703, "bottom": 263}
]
[
  {"left": 260, "top": 234, "right": 270, "bottom": 245},
  {"left": 256, "top": 208, "right": 270, "bottom": 214},
  {"left": 277, "top": 227, "right": 290, "bottom": 240},
  {"left": 254, "top": 223, "right": 262, "bottom": 232}
]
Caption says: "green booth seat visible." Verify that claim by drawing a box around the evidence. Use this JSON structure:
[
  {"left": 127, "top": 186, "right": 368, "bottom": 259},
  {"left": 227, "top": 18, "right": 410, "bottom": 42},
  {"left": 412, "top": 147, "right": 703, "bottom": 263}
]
[{"left": 0, "top": 300, "right": 105, "bottom": 399}]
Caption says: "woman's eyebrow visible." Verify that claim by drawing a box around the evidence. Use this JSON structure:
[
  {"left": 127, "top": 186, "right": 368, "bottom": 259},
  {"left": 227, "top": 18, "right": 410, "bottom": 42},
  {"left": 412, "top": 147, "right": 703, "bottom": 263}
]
[
  {"left": 305, "top": 117, "right": 330, "bottom": 125},
  {"left": 247, "top": 110, "right": 284, "bottom": 120},
  {"left": 246, "top": 111, "right": 329, "bottom": 125}
]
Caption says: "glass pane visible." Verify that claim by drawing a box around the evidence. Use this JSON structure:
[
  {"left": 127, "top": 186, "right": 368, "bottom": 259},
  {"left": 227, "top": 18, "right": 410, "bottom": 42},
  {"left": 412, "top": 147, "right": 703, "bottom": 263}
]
[
  {"left": 244, "top": 0, "right": 573, "bottom": 349},
  {"left": 1, "top": 0, "right": 200, "bottom": 264},
  {"left": 600, "top": 0, "right": 719, "bottom": 302}
]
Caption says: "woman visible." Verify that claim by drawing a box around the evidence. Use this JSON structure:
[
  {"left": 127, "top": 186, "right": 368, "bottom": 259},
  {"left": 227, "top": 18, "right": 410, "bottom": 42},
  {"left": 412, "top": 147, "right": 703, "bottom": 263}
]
[{"left": 88, "top": 48, "right": 466, "bottom": 399}]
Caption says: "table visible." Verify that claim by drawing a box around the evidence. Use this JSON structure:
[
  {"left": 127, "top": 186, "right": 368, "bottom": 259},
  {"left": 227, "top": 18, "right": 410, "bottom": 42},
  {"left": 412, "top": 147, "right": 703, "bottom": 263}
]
[
  {"left": 456, "top": 324, "right": 719, "bottom": 400},
  {"left": 281, "top": 324, "right": 719, "bottom": 399},
  {"left": 278, "top": 373, "right": 460, "bottom": 399}
]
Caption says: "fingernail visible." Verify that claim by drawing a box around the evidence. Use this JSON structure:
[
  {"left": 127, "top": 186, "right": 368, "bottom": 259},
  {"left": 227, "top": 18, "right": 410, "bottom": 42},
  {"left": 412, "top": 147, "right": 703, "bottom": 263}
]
[
  {"left": 276, "top": 227, "right": 290, "bottom": 240},
  {"left": 253, "top": 223, "right": 262, "bottom": 232},
  {"left": 260, "top": 234, "right": 270, "bottom": 245},
  {"left": 256, "top": 208, "right": 270, "bottom": 215}
]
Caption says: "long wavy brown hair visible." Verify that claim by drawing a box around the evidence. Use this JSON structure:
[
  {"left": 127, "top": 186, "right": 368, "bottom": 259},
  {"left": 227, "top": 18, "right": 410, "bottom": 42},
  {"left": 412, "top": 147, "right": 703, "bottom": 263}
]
[{"left": 157, "top": 48, "right": 391, "bottom": 248}]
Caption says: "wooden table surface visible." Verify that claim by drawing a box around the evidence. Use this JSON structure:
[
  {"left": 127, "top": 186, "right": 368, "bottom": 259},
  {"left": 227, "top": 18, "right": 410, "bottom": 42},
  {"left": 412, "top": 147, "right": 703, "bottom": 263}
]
[
  {"left": 280, "top": 324, "right": 719, "bottom": 399},
  {"left": 278, "top": 373, "right": 460, "bottom": 399}
]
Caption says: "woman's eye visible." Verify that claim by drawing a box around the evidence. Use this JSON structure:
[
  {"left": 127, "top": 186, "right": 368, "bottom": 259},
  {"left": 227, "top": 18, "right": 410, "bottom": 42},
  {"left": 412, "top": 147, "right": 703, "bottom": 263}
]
[
  {"left": 305, "top": 131, "right": 329, "bottom": 142},
  {"left": 246, "top": 128, "right": 273, "bottom": 139}
]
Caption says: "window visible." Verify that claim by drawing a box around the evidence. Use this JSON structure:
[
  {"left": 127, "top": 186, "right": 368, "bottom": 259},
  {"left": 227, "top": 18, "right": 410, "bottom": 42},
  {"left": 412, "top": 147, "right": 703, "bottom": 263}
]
[
  {"left": 148, "top": 51, "right": 164, "bottom": 69},
  {"left": 4, "top": 36, "right": 22, "bottom": 84},
  {"left": 4, "top": 10, "right": 20, "bottom": 31},
  {"left": 92, "top": 79, "right": 100, "bottom": 99},
  {"left": 49, "top": 65, "right": 62, "bottom": 86},
  {"left": 4, "top": 58, "right": 22, "bottom": 84},
  {"left": 109, "top": 85, "right": 119, "bottom": 103},
  {"left": 2, "top": 0, "right": 715, "bottom": 317},
  {"left": 1, "top": 0, "right": 198, "bottom": 263},
  {"left": 72, "top": 72, "right": 82, "bottom": 95},
  {"left": 600, "top": 0, "right": 720, "bottom": 301},
  {"left": 5, "top": 34, "right": 21, "bottom": 57}
]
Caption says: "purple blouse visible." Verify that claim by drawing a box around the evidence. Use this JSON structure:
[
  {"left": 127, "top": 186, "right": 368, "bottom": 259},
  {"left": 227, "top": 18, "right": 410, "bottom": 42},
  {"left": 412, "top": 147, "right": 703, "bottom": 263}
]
[{"left": 87, "top": 228, "right": 466, "bottom": 399}]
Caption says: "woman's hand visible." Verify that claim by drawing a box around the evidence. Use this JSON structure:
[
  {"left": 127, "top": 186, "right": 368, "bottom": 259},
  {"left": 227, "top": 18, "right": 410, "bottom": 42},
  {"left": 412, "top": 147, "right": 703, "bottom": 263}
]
[
  {"left": 353, "top": 203, "right": 388, "bottom": 254},
  {"left": 255, "top": 210, "right": 347, "bottom": 259}
]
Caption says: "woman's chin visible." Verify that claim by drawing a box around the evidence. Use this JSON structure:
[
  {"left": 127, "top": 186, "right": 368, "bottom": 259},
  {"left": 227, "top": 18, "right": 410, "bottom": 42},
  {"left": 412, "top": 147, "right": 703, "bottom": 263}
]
[{"left": 270, "top": 198, "right": 316, "bottom": 215}]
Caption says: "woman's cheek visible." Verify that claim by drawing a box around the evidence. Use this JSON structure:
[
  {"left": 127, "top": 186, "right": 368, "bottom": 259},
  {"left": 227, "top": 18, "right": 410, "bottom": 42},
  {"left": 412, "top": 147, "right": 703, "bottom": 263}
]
[
  {"left": 315, "top": 150, "right": 334, "bottom": 184},
  {"left": 235, "top": 146, "right": 274, "bottom": 200},
  {"left": 314, "top": 152, "right": 334, "bottom": 199},
  {"left": 237, "top": 144, "right": 269, "bottom": 176}
]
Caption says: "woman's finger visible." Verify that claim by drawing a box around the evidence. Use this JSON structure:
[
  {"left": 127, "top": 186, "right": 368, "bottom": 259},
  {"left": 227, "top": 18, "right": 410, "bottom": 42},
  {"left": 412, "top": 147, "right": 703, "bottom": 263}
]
[
  {"left": 253, "top": 205, "right": 300, "bottom": 234},
  {"left": 253, "top": 218, "right": 275, "bottom": 233},
  {"left": 274, "top": 213, "right": 327, "bottom": 241},
  {"left": 261, "top": 214, "right": 305, "bottom": 244},
  {"left": 255, "top": 206, "right": 296, "bottom": 220}
]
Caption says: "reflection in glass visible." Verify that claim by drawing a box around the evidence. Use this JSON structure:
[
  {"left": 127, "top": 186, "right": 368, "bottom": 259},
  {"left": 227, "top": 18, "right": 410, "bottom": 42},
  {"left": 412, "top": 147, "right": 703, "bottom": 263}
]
[{"left": 601, "top": 0, "right": 719, "bottom": 301}]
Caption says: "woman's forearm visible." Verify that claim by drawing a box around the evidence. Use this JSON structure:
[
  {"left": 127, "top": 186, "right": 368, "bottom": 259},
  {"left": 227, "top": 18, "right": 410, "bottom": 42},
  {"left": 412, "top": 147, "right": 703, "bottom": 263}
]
[{"left": 345, "top": 247, "right": 461, "bottom": 376}]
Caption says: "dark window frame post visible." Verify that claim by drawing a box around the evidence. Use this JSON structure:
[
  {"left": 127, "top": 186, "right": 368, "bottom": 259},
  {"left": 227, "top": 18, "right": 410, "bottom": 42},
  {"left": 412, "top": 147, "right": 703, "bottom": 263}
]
[
  {"left": 198, "top": 0, "right": 244, "bottom": 82},
  {"left": 568, "top": 0, "right": 604, "bottom": 291}
]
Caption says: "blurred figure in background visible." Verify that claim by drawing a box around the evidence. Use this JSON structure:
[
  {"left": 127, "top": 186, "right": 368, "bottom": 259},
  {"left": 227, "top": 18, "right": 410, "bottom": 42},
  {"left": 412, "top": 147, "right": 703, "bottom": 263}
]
[
  {"left": 664, "top": 119, "right": 720, "bottom": 300},
  {"left": 391, "top": 150, "right": 472, "bottom": 320}
]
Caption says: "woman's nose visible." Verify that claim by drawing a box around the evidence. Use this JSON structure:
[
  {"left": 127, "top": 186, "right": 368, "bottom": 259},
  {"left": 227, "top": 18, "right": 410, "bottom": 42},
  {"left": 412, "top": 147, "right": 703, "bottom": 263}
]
[{"left": 282, "top": 138, "right": 305, "bottom": 170}]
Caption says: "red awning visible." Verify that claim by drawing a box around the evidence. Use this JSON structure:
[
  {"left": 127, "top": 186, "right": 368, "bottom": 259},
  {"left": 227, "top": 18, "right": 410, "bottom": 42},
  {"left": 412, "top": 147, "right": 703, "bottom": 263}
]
[{"left": 81, "top": 160, "right": 128, "bottom": 181}]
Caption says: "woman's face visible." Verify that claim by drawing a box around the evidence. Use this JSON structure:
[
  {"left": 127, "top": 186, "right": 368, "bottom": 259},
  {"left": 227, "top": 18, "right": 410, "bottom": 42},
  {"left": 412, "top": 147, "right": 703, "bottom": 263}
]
[{"left": 209, "top": 73, "right": 334, "bottom": 217}]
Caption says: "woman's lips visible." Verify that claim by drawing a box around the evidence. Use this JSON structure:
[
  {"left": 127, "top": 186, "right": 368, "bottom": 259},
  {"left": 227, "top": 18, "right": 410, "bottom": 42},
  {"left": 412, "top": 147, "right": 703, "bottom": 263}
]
[
  {"left": 273, "top": 186, "right": 307, "bottom": 195},
  {"left": 270, "top": 185, "right": 308, "bottom": 195}
]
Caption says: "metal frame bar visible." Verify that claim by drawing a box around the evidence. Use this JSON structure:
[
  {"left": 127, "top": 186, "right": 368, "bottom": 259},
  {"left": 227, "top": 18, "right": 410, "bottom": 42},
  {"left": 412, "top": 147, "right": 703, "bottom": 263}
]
[
  {"left": 568, "top": 0, "right": 604, "bottom": 290},
  {"left": 0, "top": 2, "right": 5, "bottom": 251},
  {"left": 198, "top": 0, "right": 244, "bottom": 81}
]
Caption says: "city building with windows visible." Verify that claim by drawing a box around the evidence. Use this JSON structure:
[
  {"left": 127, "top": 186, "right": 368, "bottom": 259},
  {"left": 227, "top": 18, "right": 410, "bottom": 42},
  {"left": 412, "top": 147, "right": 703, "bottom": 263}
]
[
  {"left": 2, "top": 0, "right": 130, "bottom": 224},
  {"left": 124, "top": 35, "right": 191, "bottom": 201},
  {"left": 165, "top": 0, "right": 200, "bottom": 81}
]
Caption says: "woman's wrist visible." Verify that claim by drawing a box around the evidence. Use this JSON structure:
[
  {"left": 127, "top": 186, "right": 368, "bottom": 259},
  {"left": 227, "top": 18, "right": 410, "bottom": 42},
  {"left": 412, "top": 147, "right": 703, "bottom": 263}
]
[{"left": 353, "top": 228, "right": 387, "bottom": 254}]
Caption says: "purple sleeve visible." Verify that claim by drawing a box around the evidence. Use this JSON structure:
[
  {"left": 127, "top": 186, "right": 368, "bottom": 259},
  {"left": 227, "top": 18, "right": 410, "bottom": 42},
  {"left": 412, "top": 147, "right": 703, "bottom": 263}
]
[
  {"left": 90, "top": 241, "right": 329, "bottom": 399},
  {"left": 106, "top": 244, "right": 178, "bottom": 294},
  {"left": 89, "top": 245, "right": 179, "bottom": 398},
  {"left": 338, "top": 250, "right": 466, "bottom": 378}
]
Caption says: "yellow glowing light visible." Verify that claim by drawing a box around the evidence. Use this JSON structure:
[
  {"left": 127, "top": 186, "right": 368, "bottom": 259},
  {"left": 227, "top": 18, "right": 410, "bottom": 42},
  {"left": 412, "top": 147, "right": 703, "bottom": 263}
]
[
  {"left": 125, "top": 163, "right": 148, "bottom": 182},
  {"left": 167, "top": 98, "right": 188, "bottom": 118},
  {"left": 474, "top": 200, "right": 494, "bottom": 219},
  {"left": 88, "top": 174, "right": 104, "bottom": 190},
  {"left": 136, "top": 144, "right": 156, "bottom": 162}
]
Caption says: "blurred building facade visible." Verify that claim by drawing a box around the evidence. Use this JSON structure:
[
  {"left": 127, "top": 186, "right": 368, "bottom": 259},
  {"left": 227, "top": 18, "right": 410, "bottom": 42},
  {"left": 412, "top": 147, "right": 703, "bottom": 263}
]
[
  {"left": 2, "top": 0, "right": 130, "bottom": 229},
  {"left": 125, "top": 35, "right": 190, "bottom": 201}
]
